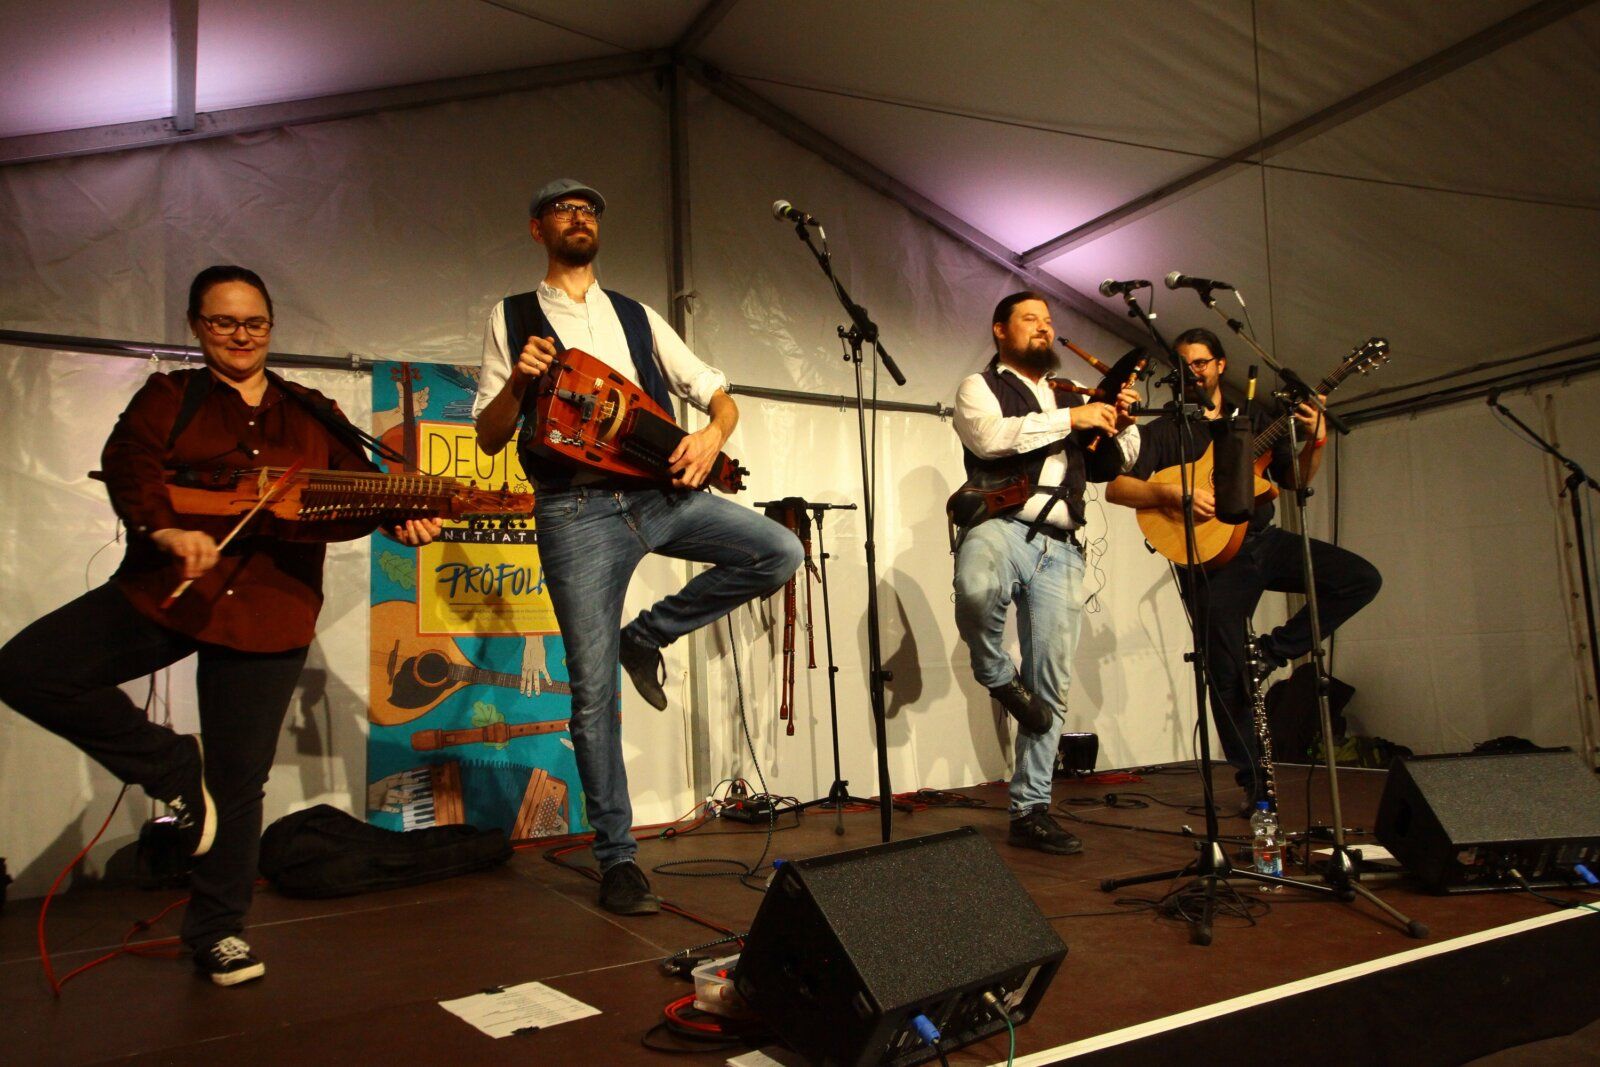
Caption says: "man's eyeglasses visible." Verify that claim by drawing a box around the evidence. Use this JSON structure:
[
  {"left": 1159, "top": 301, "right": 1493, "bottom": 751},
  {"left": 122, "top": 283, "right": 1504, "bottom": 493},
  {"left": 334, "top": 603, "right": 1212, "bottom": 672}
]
[
  {"left": 545, "top": 201, "right": 602, "bottom": 221},
  {"left": 197, "top": 314, "right": 273, "bottom": 338},
  {"left": 1184, "top": 357, "right": 1218, "bottom": 372}
]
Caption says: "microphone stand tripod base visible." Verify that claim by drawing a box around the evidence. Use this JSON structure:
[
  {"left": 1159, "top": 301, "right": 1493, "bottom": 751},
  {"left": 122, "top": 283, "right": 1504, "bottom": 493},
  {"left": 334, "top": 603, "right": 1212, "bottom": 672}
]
[{"left": 1101, "top": 837, "right": 1337, "bottom": 947}]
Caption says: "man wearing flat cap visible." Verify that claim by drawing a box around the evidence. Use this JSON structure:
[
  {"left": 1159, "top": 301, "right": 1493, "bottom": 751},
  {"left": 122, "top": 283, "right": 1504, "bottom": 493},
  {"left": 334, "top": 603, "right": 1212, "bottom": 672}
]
[{"left": 474, "top": 179, "right": 801, "bottom": 915}]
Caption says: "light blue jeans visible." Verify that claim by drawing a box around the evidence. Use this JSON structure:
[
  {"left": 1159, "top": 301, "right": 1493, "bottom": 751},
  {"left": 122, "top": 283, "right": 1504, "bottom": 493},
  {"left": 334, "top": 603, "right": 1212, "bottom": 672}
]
[
  {"left": 953, "top": 517, "right": 1084, "bottom": 814},
  {"left": 533, "top": 487, "right": 802, "bottom": 870}
]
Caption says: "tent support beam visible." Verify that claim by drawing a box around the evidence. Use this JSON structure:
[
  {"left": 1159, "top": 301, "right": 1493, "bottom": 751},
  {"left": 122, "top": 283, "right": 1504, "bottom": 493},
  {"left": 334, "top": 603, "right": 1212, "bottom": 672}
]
[
  {"left": 169, "top": 0, "right": 199, "bottom": 134},
  {"left": 664, "top": 59, "right": 718, "bottom": 805},
  {"left": 673, "top": 0, "right": 741, "bottom": 55},
  {"left": 679, "top": 58, "right": 1146, "bottom": 347},
  {"left": 0, "top": 328, "right": 952, "bottom": 416},
  {"left": 0, "top": 51, "right": 665, "bottom": 167},
  {"left": 1019, "top": 0, "right": 1596, "bottom": 265}
]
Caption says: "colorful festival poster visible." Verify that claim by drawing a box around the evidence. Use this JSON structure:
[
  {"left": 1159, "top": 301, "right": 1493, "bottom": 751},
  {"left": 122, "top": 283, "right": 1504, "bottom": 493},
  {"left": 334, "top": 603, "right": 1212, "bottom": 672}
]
[{"left": 364, "top": 361, "right": 593, "bottom": 842}]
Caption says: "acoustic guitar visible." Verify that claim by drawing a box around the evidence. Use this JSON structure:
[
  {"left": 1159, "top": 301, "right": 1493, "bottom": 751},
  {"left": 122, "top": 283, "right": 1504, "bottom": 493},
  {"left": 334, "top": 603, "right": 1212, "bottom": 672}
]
[
  {"left": 1135, "top": 338, "right": 1390, "bottom": 569},
  {"left": 370, "top": 599, "right": 571, "bottom": 726}
]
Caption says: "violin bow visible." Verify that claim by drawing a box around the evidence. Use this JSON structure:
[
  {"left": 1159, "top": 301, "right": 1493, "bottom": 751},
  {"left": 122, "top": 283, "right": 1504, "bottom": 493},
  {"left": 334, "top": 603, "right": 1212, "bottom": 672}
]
[{"left": 160, "top": 460, "right": 306, "bottom": 610}]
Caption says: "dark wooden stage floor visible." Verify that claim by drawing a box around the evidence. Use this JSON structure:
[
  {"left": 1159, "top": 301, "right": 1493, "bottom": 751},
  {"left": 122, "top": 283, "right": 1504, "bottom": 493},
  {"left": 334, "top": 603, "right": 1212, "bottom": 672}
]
[{"left": 4, "top": 763, "right": 1598, "bottom": 1066}]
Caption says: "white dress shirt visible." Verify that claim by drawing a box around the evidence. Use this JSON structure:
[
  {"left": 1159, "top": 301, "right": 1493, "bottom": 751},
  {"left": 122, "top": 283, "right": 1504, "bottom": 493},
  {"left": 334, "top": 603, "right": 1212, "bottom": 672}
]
[
  {"left": 472, "top": 280, "right": 727, "bottom": 420},
  {"left": 953, "top": 363, "right": 1140, "bottom": 531}
]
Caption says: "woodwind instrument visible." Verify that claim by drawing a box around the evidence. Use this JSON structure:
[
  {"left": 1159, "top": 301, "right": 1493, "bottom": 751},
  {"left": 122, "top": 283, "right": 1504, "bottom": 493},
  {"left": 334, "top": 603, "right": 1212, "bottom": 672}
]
[
  {"left": 1056, "top": 338, "right": 1151, "bottom": 452},
  {"left": 1245, "top": 630, "right": 1278, "bottom": 810}
]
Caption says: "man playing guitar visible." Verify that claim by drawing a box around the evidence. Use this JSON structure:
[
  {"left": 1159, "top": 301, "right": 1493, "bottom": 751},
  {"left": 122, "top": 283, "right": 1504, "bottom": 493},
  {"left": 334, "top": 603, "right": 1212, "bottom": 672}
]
[
  {"left": 1105, "top": 328, "right": 1381, "bottom": 810},
  {"left": 473, "top": 179, "right": 801, "bottom": 916}
]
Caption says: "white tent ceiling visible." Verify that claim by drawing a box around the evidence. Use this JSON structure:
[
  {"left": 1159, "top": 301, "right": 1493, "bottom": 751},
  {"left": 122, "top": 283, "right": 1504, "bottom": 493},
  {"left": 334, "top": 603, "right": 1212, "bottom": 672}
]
[{"left": 2, "top": 0, "right": 1597, "bottom": 410}]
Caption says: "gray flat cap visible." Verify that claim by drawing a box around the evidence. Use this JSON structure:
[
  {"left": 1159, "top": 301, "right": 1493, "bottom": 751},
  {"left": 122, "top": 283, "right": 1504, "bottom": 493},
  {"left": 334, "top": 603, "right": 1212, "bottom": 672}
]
[{"left": 529, "top": 178, "right": 606, "bottom": 218}]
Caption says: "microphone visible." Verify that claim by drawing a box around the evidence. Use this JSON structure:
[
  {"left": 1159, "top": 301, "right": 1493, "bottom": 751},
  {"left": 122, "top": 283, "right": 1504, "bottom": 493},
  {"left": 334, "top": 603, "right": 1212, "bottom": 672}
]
[
  {"left": 1164, "top": 271, "right": 1235, "bottom": 292},
  {"left": 772, "top": 199, "right": 819, "bottom": 226},
  {"left": 1098, "top": 278, "right": 1151, "bottom": 298}
]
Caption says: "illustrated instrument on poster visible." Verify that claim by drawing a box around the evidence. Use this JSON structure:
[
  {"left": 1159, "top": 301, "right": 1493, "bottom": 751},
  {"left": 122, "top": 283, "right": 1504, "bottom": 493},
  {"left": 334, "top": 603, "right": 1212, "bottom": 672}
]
[
  {"left": 371, "top": 600, "right": 572, "bottom": 726},
  {"left": 380, "top": 362, "right": 423, "bottom": 473},
  {"left": 392, "top": 762, "right": 466, "bottom": 831},
  {"left": 410, "top": 718, "right": 571, "bottom": 751},
  {"left": 1135, "top": 338, "right": 1390, "bottom": 569},
  {"left": 511, "top": 768, "right": 570, "bottom": 840},
  {"left": 530, "top": 347, "right": 748, "bottom": 492},
  {"left": 390, "top": 760, "right": 570, "bottom": 840}
]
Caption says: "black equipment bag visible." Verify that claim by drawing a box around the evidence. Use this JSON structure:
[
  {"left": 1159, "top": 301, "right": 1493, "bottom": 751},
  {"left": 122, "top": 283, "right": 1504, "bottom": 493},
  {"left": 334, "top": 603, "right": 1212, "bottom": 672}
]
[{"left": 258, "top": 804, "right": 512, "bottom": 898}]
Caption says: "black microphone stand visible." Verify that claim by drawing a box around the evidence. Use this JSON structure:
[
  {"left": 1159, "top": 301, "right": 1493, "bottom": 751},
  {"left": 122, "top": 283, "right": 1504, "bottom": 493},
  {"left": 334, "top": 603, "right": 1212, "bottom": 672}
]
[
  {"left": 1487, "top": 394, "right": 1600, "bottom": 744},
  {"left": 1099, "top": 291, "right": 1334, "bottom": 946},
  {"left": 1201, "top": 294, "right": 1426, "bottom": 939},
  {"left": 783, "top": 217, "right": 905, "bottom": 843},
  {"left": 761, "top": 500, "right": 881, "bottom": 835}
]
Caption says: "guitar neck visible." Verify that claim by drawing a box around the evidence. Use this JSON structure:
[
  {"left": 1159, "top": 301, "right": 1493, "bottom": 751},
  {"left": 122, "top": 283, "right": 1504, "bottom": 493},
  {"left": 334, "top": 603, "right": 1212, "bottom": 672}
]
[{"left": 1251, "top": 364, "right": 1352, "bottom": 459}]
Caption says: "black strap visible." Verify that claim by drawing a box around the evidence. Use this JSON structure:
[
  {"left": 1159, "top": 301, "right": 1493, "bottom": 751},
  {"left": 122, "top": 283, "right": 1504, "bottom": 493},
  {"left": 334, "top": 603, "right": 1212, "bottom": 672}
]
[
  {"left": 1024, "top": 482, "right": 1075, "bottom": 543},
  {"left": 164, "top": 367, "right": 401, "bottom": 466},
  {"left": 166, "top": 370, "right": 215, "bottom": 449},
  {"left": 273, "top": 373, "right": 406, "bottom": 467}
]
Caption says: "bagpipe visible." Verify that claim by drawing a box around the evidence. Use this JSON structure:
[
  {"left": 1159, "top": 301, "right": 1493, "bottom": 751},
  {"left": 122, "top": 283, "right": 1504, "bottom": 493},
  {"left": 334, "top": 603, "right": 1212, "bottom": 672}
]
[{"left": 945, "top": 339, "right": 1148, "bottom": 551}]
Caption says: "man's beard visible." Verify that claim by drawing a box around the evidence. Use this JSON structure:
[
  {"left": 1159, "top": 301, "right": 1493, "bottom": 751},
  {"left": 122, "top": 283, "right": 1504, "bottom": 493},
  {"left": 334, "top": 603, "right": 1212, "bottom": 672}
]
[
  {"left": 1007, "top": 341, "right": 1059, "bottom": 374},
  {"left": 552, "top": 229, "right": 599, "bottom": 267}
]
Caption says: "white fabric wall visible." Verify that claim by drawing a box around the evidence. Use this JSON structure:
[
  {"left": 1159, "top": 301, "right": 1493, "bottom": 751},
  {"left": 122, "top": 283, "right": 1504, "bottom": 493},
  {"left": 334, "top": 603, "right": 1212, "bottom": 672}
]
[
  {"left": 1333, "top": 382, "right": 1600, "bottom": 759},
  {"left": 2, "top": 74, "right": 1275, "bottom": 898}
]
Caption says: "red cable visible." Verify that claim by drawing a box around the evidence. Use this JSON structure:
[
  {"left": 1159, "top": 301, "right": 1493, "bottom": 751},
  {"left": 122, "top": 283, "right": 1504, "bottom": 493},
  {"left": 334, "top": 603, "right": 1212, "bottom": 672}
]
[
  {"left": 664, "top": 993, "right": 727, "bottom": 1034},
  {"left": 37, "top": 787, "right": 130, "bottom": 994}
]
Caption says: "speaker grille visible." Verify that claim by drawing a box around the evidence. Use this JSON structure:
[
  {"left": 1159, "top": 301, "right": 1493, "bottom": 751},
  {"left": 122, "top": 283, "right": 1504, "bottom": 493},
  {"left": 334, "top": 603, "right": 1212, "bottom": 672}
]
[
  {"left": 1403, "top": 752, "right": 1600, "bottom": 843},
  {"left": 794, "top": 829, "right": 1062, "bottom": 1009}
]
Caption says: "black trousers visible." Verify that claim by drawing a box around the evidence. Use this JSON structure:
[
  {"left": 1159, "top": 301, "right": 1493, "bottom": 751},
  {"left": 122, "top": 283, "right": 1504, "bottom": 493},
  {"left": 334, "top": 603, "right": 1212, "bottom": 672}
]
[
  {"left": 0, "top": 582, "right": 306, "bottom": 951},
  {"left": 1178, "top": 525, "right": 1382, "bottom": 793}
]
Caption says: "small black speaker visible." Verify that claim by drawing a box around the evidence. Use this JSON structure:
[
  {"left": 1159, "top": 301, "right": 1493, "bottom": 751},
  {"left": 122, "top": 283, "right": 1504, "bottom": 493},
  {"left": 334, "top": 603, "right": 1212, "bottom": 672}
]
[
  {"left": 1212, "top": 412, "right": 1256, "bottom": 523},
  {"left": 734, "top": 827, "right": 1065, "bottom": 1067},
  {"left": 1375, "top": 750, "right": 1600, "bottom": 891}
]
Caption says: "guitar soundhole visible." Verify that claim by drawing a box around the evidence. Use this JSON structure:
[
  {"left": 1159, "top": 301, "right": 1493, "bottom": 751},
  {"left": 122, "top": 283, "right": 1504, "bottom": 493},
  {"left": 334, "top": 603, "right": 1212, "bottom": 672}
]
[{"left": 413, "top": 651, "right": 451, "bottom": 687}]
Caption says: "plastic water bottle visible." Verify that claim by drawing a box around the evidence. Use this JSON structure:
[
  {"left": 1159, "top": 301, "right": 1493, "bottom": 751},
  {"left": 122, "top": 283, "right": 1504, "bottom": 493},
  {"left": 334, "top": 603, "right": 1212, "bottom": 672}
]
[{"left": 1250, "top": 801, "right": 1282, "bottom": 879}]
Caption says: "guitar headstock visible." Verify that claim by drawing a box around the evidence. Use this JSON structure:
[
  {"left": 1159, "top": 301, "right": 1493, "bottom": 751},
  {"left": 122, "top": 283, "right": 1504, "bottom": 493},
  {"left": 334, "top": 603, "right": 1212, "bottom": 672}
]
[{"left": 1347, "top": 337, "right": 1390, "bottom": 376}]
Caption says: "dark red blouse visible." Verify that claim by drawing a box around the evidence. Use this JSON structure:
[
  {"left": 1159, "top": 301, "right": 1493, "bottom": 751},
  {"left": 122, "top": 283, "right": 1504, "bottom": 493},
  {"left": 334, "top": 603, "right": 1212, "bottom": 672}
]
[{"left": 103, "top": 368, "right": 377, "bottom": 652}]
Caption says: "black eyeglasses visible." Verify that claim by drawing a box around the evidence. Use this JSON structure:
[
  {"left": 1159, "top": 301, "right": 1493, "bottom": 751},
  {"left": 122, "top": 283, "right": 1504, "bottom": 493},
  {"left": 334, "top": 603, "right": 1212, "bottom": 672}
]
[
  {"left": 545, "top": 201, "right": 602, "bottom": 221},
  {"left": 197, "top": 314, "right": 273, "bottom": 337},
  {"left": 1185, "top": 357, "right": 1218, "bottom": 372}
]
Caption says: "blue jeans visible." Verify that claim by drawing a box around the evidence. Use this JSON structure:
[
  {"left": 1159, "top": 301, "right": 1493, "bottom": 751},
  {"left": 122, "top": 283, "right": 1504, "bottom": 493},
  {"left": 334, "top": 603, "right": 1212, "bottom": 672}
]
[
  {"left": 533, "top": 487, "right": 803, "bottom": 870},
  {"left": 953, "top": 518, "right": 1084, "bottom": 814}
]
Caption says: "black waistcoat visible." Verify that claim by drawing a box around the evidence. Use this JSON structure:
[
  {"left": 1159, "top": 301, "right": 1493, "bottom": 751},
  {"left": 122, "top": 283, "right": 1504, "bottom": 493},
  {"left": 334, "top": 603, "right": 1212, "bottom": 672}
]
[{"left": 961, "top": 364, "right": 1089, "bottom": 528}]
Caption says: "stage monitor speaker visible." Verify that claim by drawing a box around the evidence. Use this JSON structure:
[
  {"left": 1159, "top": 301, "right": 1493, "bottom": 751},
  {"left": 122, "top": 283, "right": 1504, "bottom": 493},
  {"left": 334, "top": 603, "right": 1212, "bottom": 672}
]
[
  {"left": 1374, "top": 750, "right": 1600, "bottom": 891},
  {"left": 734, "top": 826, "right": 1065, "bottom": 1067}
]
